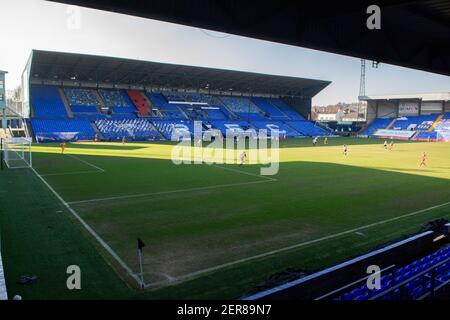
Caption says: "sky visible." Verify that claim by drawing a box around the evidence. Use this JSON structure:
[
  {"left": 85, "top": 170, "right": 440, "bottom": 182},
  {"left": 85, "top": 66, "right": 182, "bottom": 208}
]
[{"left": 1, "top": 0, "right": 449, "bottom": 106}]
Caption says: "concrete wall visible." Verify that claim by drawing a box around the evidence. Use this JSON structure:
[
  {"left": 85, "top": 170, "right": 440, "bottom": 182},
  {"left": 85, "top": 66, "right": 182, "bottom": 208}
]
[{"left": 377, "top": 101, "right": 397, "bottom": 118}]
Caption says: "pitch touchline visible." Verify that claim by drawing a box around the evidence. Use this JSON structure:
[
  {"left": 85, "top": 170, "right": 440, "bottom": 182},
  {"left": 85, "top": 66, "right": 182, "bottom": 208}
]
[
  {"left": 67, "top": 179, "right": 274, "bottom": 205},
  {"left": 31, "top": 167, "right": 142, "bottom": 287},
  {"left": 144, "top": 200, "right": 450, "bottom": 288}
]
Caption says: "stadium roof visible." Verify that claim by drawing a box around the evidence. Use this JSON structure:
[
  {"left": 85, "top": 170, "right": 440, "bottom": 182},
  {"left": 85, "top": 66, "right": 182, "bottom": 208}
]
[
  {"left": 49, "top": 0, "right": 450, "bottom": 76},
  {"left": 363, "top": 92, "right": 450, "bottom": 101},
  {"left": 28, "top": 50, "right": 330, "bottom": 97}
]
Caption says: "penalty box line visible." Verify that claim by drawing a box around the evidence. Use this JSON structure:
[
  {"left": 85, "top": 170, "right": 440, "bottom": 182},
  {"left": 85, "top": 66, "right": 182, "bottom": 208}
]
[
  {"left": 67, "top": 163, "right": 277, "bottom": 205},
  {"left": 68, "top": 180, "right": 274, "bottom": 205},
  {"left": 40, "top": 154, "right": 105, "bottom": 177},
  {"left": 143, "top": 200, "right": 450, "bottom": 288},
  {"left": 31, "top": 167, "right": 143, "bottom": 287}
]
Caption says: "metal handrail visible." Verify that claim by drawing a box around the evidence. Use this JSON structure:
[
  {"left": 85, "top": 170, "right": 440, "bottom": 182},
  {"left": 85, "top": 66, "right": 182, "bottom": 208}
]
[
  {"left": 315, "top": 265, "right": 396, "bottom": 300},
  {"left": 369, "top": 255, "right": 450, "bottom": 300}
]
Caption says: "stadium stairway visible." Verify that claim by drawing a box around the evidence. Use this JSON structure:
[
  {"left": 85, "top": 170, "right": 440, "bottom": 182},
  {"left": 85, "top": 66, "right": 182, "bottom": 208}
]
[
  {"left": 428, "top": 114, "right": 445, "bottom": 132},
  {"left": 385, "top": 117, "right": 398, "bottom": 129},
  {"left": 59, "top": 87, "right": 74, "bottom": 118},
  {"left": 216, "top": 96, "right": 239, "bottom": 120},
  {"left": 177, "top": 105, "right": 190, "bottom": 120},
  {"left": 95, "top": 90, "right": 108, "bottom": 114},
  {"left": 267, "top": 99, "right": 291, "bottom": 119},
  {"left": 90, "top": 122, "right": 104, "bottom": 140}
]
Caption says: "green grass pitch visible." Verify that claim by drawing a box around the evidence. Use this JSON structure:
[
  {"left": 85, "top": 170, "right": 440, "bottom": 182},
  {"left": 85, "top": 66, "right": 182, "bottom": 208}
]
[{"left": 1, "top": 137, "right": 450, "bottom": 299}]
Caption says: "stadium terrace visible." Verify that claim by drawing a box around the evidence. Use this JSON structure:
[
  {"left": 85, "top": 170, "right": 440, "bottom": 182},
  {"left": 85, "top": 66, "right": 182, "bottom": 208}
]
[{"left": 22, "top": 50, "right": 332, "bottom": 143}]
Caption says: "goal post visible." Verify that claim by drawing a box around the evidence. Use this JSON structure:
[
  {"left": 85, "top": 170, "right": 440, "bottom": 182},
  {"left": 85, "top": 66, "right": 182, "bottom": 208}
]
[{"left": 1, "top": 137, "right": 32, "bottom": 169}]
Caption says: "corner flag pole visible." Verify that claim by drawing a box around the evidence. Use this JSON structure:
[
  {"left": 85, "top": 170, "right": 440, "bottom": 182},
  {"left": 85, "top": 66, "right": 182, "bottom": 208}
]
[
  {"left": 137, "top": 238, "right": 145, "bottom": 289},
  {"left": 0, "top": 138, "right": 3, "bottom": 171}
]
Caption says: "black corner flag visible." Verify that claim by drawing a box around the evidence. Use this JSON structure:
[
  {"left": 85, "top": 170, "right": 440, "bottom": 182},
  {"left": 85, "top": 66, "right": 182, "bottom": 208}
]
[
  {"left": 138, "top": 237, "right": 145, "bottom": 251},
  {"left": 137, "top": 237, "right": 145, "bottom": 288}
]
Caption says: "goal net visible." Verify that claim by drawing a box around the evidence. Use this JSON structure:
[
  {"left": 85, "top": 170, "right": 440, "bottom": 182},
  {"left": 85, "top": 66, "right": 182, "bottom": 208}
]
[{"left": 2, "top": 137, "right": 32, "bottom": 169}]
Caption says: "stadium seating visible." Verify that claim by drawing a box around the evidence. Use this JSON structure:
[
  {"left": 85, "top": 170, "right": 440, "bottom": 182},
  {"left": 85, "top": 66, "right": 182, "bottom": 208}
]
[
  {"left": 432, "top": 112, "right": 450, "bottom": 135},
  {"left": 285, "top": 121, "right": 331, "bottom": 136},
  {"left": 416, "top": 131, "right": 438, "bottom": 140},
  {"left": 209, "top": 120, "right": 250, "bottom": 136},
  {"left": 64, "top": 88, "right": 101, "bottom": 107},
  {"left": 337, "top": 246, "right": 450, "bottom": 300},
  {"left": 362, "top": 113, "right": 450, "bottom": 141},
  {"left": 31, "top": 119, "right": 96, "bottom": 142},
  {"left": 73, "top": 113, "right": 107, "bottom": 120},
  {"left": 184, "top": 93, "right": 224, "bottom": 106},
  {"left": 234, "top": 112, "right": 269, "bottom": 121},
  {"left": 250, "top": 121, "right": 303, "bottom": 138},
  {"left": 162, "top": 91, "right": 186, "bottom": 102},
  {"left": 251, "top": 97, "right": 289, "bottom": 119},
  {"left": 390, "top": 114, "right": 439, "bottom": 131},
  {"left": 111, "top": 113, "right": 137, "bottom": 119},
  {"left": 361, "top": 118, "right": 394, "bottom": 135},
  {"left": 127, "top": 90, "right": 150, "bottom": 116},
  {"left": 95, "top": 118, "right": 160, "bottom": 141},
  {"left": 203, "top": 107, "right": 229, "bottom": 120},
  {"left": 269, "top": 98, "right": 305, "bottom": 120},
  {"left": 71, "top": 105, "right": 98, "bottom": 113},
  {"left": 151, "top": 119, "right": 194, "bottom": 140},
  {"left": 219, "top": 96, "right": 262, "bottom": 114},
  {"left": 147, "top": 93, "right": 187, "bottom": 119},
  {"left": 30, "top": 85, "right": 328, "bottom": 142},
  {"left": 98, "top": 89, "right": 134, "bottom": 109},
  {"left": 31, "top": 85, "right": 69, "bottom": 118}
]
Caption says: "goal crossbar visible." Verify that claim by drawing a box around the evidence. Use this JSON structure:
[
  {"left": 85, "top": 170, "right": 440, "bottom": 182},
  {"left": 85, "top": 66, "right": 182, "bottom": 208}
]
[{"left": 1, "top": 137, "right": 33, "bottom": 169}]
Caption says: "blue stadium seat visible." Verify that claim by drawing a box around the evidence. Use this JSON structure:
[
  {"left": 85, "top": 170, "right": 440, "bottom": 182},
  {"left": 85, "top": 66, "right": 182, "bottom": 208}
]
[
  {"left": 151, "top": 120, "right": 195, "bottom": 140},
  {"left": 95, "top": 119, "right": 160, "bottom": 141},
  {"left": 64, "top": 88, "right": 101, "bottom": 106},
  {"left": 219, "top": 96, "right": 262, "bottom": 114},
  {"left": 285, "top": 121, "right": 331, "bottom": 136},
  {"left": 31, "top": 119, "right": 95, "bottom": 142},
  {"left": 339, "top": 245, "right": 450, "bottom": 300},
  {"left": 31, "top": 85, "right": 68, "bottom": 118},
  {"left": 98, "top": 89, "right": 135, "bottom": 109},
  {"left": 269, "top": 98, "right": 305, "bottom": 120}
]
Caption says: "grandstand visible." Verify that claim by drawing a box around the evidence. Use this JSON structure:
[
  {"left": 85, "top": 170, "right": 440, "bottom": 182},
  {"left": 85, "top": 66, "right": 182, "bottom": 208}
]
[
  {"left": 245, "top": 223, "right": 450, "bottom": 300},
  {"left": 360, "top": 93, "right": 450, "bottom": 141},
  {"left": 22, "top": 50, "right": 332, "bottom": 143}
]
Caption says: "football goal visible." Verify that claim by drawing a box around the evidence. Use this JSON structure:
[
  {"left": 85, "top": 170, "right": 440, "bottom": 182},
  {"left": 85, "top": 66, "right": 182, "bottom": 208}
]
[{"left": 1, "top": 137, "right": 32, "bottom": 169}]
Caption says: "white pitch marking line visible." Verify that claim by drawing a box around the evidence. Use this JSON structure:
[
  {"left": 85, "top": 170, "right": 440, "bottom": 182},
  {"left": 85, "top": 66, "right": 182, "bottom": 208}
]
[
  {"left": 67, "top": 154, "right": 105, "bottom": 172},
  {"left": 210, "top": 164, "right": 277, "bottom": 181},
  {"left": 31, "top": 167, "right": 142, "bottom": 287},
  {"left": 135, "top": 271, "right": 176, "bottom": 282},
  {"left": 144, "top": 200, "right": 450, "bottom": 288},
  {"left": 41, "top": 170, "right": 103, "bottom": 177},
  {"left": 67, "top": 179, "right": 274, "bottom": 205}
]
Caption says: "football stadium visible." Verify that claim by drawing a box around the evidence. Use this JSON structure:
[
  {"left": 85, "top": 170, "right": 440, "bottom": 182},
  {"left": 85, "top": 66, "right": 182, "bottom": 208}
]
[{"left": 0, "top": 0, "right": 450, "bottom": 308}]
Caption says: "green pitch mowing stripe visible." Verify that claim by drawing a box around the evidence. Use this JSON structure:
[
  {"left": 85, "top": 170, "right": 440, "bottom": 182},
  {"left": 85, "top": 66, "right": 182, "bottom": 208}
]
[
  {"left": 0, "top": 168, "right": 131, "bottom": 299},
  {"left": 1, "top": 138, "right": 449, "bottom": 299}
]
